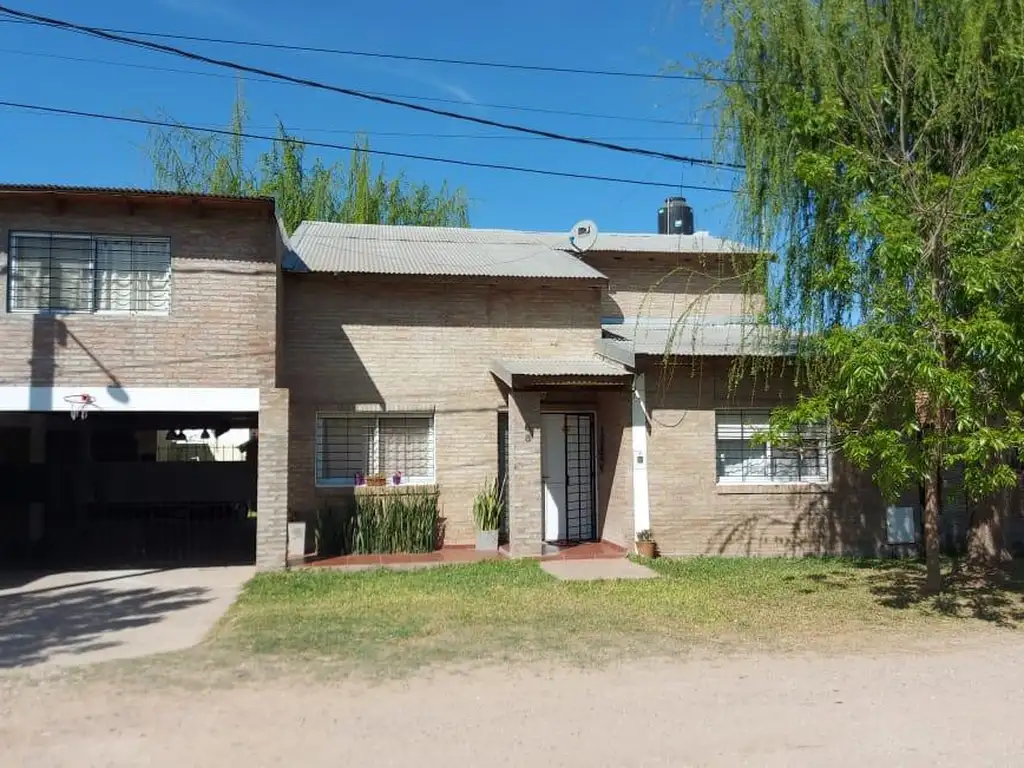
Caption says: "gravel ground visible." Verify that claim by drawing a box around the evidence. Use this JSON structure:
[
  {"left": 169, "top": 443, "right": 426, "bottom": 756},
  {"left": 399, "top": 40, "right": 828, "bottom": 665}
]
[{"left": 2, "top": 632, "right": 1022, "bottom": 767}]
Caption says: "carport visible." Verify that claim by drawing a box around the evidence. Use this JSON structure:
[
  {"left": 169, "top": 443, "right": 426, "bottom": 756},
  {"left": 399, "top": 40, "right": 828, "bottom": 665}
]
[{"left": 0, "top": 386, "right": 261, "bottom": 569}]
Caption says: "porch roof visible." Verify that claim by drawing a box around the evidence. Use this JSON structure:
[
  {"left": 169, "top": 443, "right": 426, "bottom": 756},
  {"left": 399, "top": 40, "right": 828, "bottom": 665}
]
[
  {"left": 490, "top": 358, "right": 632, "bottom": 388},
  {"left": 600, "top": 318, "right": 795, "bottom": 360}
]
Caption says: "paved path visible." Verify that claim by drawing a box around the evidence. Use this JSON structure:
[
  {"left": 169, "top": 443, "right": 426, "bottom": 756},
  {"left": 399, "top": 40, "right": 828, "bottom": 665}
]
[
  {"left": 540, "top": 558, "right": 659, "bottom": 580},
  {"left": 1, "top": 632, "right": 1022, "bottom": 766},
  {"left": 0, "top": 566, "right": 252, "bottom": 669}
]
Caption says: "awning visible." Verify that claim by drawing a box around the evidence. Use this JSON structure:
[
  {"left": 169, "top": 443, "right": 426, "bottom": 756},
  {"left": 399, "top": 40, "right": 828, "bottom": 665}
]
[
  {"left": 601, "top": 318, "right": 796, "bottom": 359},
  {"left": 490, "top": 358, "right": 632, "bottom": 388}
]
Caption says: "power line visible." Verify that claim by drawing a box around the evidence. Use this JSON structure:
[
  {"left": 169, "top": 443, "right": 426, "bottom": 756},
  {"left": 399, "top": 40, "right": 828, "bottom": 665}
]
[
  {"left": 0, "top": 48, "right": 723, "bottom": 131},
  {"left": 0, "top": 45, "right": 723, "bottom": 139},
  {"left": 0, "top": 5, "right": 742, "bottom": 170},
  {"left": 0, "top": 16, "right": 733, "bottom": 83},
  {"left": 0, "top": 99, "right": 739, "bottom": 194}
]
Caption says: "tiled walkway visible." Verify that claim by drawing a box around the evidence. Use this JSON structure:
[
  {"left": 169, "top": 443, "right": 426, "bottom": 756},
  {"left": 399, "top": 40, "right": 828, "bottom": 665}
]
[
  {"left": 540, "top": 559, "right": 659, "bottom": 581},
  {"left": 537, "top": 541, "right": 626, "bottom": 561}
]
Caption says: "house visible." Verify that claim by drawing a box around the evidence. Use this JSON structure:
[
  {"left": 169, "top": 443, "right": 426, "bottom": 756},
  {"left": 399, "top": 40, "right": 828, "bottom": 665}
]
[
  {"left": 0, "top": 184, "right": 983, "bottom": 571},
  {"left": 281, "top": 219, "right": 892, "bottom": 559},
  {"left": 0, "top": 185, "right": 289, "bottom": 569}
]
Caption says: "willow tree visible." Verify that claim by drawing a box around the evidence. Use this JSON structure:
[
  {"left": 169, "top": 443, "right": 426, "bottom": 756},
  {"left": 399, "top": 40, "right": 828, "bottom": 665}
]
[
  {"left": 147, "top": 93, "right": 470, "bottom": 233},
  {"left": 710, "top": 0, "right": 1024, "bottom": 590}
]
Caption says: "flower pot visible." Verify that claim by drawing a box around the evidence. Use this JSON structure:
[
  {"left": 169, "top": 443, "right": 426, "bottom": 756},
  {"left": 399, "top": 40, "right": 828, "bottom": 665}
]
[
  {"left": 287, "top": 522, "right": 307, "bottom": 560},
  {"left": 635, "top": 540, "right": 656, "bottom": 558},
  {"left": 476, "top": 529, "right": 499, "bottom": 552}
]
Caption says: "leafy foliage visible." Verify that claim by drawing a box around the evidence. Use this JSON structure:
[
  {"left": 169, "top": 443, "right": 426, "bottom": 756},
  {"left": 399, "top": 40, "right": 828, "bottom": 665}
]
[
  {"left": 315, "top": 488, "right": 439, "bottom": 556},
  {"left": 472, "top": 477, "right": 504, "bottom": 531},
  {"left": 147, "top": 90, "right": 470, "bottom": 233},
  {"left": 708, "top": 0, "right": 1024, "bottom": 581}
]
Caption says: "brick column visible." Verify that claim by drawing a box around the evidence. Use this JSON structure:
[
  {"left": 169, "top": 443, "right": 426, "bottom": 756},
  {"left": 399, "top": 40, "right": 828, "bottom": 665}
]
[
  {"left": 508, "top": 390, "right": 543, "bottom": 557},
  {"left": 257, "top": 387, "right": 289, "bottom": 571}
]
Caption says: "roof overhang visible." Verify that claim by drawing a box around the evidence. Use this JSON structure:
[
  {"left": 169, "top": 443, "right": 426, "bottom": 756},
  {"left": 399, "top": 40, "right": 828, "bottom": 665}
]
[
  {"left": 0, "top": 185, "right": 276, "bottom": 214},
  {"left": 490, "top": 358, "right": 632, "bottom": 389},
  {"left": 601, "top": 319, "right": 797, "bottom": 359}
]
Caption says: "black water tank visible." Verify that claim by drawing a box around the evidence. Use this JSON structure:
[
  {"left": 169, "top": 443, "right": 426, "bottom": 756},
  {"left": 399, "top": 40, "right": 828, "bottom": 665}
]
[{"left": 657, "top": 196, "right": 695, "bottom": 235}]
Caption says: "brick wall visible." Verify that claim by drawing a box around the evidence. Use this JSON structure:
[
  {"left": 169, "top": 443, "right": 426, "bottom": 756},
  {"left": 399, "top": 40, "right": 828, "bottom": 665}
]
[
  {"left": 257, "top": 387, "right": 290, "bottom": 569},
  {"left": 642, "top": 359, "right": 888, "bottom": 556},
  {"left": 282, "top": 272, "right": 604, "bottom": 543},
  {"left": 581, "top": 252, "right": 757, "bottom": 321},
  {"left": 596, "top": 386, "right": 633, "bottom": 546},
  {"left": 0, "top": 197, "right": 278, "bottom": 390}
]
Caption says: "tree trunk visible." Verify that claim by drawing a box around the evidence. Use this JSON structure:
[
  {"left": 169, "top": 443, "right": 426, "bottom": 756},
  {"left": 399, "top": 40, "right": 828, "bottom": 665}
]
[
  {"left": 922, "top": 467, "right": 942, "bottom": 593},
  {"left": 967, "top": 488, "right": 1013, "bottom": 569}
]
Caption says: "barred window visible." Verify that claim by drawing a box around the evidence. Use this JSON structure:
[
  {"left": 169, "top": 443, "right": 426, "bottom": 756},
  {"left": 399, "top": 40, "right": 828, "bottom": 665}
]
[
  {"left": 316, "top": 414, "right": 435, "bottom": 485},
  {"left": 716, "top": 410, "right": 829, "bottom": 484},
  {"left": 8, "top": 232, "right": 170, "bottom": 313}
]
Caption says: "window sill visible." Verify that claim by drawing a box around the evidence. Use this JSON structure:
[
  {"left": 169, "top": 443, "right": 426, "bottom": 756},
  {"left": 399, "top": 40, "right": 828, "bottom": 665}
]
[
  {"left": 316, "top": 479, "right": 437, "bottom": 490},
  {"left": 6, "top": 308, "right": 169, "bottom": 317},
  {"left": 715, "top": 481, "right": 830, "bottom": 495}
]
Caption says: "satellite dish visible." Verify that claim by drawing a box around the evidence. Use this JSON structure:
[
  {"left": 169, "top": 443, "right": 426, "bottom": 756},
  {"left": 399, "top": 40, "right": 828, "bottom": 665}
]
[{"left": 568, "top": 219, "right": 598, "bottom": 252}]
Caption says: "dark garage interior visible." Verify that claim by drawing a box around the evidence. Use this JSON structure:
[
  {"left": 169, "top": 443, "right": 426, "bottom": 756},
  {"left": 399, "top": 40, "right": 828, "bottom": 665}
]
[{"left": 0, "top": 411, "right": 258, "bottom": 568}]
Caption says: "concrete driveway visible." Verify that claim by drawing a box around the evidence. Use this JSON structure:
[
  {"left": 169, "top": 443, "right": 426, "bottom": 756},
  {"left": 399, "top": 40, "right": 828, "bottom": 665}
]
[{"left": 0, "top": 566, "right": 253, "bottom": 670}]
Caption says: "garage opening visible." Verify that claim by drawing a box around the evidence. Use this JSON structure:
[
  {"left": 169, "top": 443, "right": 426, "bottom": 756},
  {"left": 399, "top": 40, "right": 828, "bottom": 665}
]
[{"left": 1, "top": 411, "right": 258, "bottom": 568}]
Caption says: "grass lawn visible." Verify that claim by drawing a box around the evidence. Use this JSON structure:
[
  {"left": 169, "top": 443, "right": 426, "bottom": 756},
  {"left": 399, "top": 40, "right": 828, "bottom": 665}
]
[{"left": 210, "top": 557, "right": 1024, "bottom": 671}]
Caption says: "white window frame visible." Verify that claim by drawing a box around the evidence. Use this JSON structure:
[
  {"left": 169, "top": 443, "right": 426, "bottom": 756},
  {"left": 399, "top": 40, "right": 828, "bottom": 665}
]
[
  {"left": 315, "top": 412, "right": 436, "bottom": 488},
  {"left": 715, "top": 408, "right": 830, "bottom": 485},
  {"left": 7, "top": 231, "right": 171, "bottom": 315}
]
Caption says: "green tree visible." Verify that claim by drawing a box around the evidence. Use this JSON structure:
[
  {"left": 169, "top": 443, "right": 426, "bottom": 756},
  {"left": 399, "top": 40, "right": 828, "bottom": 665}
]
[
  {"left": 709, "top": 0, "right": 1024, "bottom": 590},
  {"left": 147, "top": 92, "right": 470, "bottom": 233}
]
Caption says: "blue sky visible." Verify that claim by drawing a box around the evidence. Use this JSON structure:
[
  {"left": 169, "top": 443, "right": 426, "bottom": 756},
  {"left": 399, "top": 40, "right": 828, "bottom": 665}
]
[{"left": 0, "top": 0, "right": 739, "bottom": 236}]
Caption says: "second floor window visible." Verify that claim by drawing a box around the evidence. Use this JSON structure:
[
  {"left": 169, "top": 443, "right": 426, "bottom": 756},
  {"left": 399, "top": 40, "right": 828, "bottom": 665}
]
[{"left": 7, "top": 232, "right": 171, "bottom": 314}]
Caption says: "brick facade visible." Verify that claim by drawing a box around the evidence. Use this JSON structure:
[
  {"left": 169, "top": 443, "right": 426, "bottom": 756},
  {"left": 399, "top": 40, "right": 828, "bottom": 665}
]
[
  {"left": 581, "top": 252, "right": 755, "bottom": 321},
  {"left": 281, "top": 272, "right": 606, "bottom": 544},
  {"left": 642, "top": 360, "right": 890, "bottom": 556},
  {"left": 0, "top": 191, "right": 289, "bottom": 569},
  {"left": 0, "top": 195, "right": 279, "bottom": 390}
]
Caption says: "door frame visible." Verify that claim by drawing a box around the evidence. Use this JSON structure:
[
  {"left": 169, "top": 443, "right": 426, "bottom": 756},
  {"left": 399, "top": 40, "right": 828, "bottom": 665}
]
[{"left": 540, "top": 408, "right": 599, "bottom": 544}]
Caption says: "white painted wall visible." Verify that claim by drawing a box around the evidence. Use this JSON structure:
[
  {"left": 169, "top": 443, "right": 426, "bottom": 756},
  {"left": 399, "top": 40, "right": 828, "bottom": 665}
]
[{"left": 0, "top": 386, "right": 260, "bottom": 413}]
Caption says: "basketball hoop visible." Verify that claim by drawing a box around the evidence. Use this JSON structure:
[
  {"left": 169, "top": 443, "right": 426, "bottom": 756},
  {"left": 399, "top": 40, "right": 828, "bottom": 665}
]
[{"left": 63, "top": 393, "right": 97, "bottom": 421}]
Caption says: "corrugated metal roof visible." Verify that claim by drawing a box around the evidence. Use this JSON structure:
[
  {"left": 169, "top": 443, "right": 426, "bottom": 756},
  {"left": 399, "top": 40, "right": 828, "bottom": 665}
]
[
  {"left": 285, "top": 222, "right": 750, "bottom": 277},
  {"left": 548, "top": 231, "right": 748, "bottom": 255},
  {"left": 0, "top": 184, "right": 275, "bottom": 205},
  {"left": 603, "top": 319, "right": 794, "bottom": 357},
  {"left": 491, "top": 358, "right": 632, "bottom": 386},
  {"left": 287, "top": 222, "right": 605, "bottom": 279}
]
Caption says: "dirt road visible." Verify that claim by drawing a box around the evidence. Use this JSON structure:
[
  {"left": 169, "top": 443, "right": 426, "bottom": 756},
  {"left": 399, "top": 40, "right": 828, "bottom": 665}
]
[{"left": 2, "top": 633, "right": 1022, "bottom": 767}]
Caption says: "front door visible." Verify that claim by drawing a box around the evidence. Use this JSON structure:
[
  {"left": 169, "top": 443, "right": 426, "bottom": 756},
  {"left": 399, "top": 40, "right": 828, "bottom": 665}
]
[
  {"left": 541, "top": 413, "right": 567, "bottom": 541},
  {"left": 542, "top": 413, "right": 596, "bottom": 543}
]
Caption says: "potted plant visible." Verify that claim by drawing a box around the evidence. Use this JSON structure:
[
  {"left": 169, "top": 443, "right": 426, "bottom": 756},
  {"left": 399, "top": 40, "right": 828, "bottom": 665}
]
[
  {"left": 473, "top": 477, "right": 503, "bottom": 551},
  {"left": 635, "top": 529, "right": 657, "bottom": 558}
]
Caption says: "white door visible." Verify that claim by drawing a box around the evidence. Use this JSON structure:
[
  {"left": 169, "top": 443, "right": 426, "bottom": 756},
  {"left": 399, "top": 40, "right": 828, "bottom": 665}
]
[{"left": 541, "top": 413, "right": 567, "bottom": 541}]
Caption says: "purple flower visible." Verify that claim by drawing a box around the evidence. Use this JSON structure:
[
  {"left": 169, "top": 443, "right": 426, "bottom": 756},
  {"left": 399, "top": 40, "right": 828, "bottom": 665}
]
[
  {"left": 354, "top": 472, "right": 365, "bottom": 486},
  {"left": 392, "top": 471, "right": 403, "bottom": 486}
]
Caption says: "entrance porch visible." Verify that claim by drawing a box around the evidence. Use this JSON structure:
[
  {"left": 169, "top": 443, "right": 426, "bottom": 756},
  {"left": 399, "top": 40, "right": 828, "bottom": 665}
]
[{"left": 490, "top": 359, "right": 637, "bottom": 557}]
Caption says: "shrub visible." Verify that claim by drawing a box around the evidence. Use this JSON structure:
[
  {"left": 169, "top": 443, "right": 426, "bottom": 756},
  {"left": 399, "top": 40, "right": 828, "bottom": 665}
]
[
  {"left": 313, "top": 488, "right": 439, "bottom": 556},
  {"left": 314, "top": 505, "right": 355, "bottom": 557},
  {"left": 352, "top": 487, "right": 439, "bottom": 554},
  {"left": 472, "top": 477, "right": 504, "bottom": 532}
]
